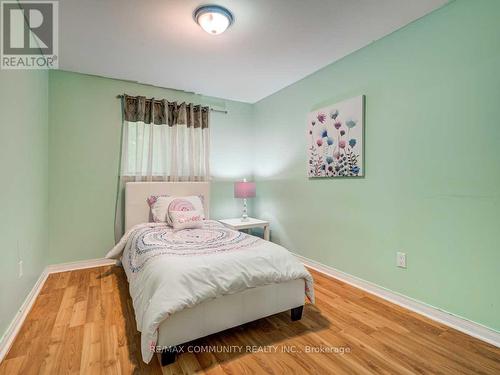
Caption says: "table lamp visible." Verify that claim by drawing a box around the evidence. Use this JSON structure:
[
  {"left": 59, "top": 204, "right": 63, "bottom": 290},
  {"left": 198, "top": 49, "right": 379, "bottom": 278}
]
[{"left": 234, "top": 179, "right": 256, "bottom": 222}]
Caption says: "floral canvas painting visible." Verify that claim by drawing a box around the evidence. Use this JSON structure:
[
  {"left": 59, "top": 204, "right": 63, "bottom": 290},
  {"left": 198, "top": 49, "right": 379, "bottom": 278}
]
[{"left": 307, "top": 95, "right": 364, "bottom": 177}]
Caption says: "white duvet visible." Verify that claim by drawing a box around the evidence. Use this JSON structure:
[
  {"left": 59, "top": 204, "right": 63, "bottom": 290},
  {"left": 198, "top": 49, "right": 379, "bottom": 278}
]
[{"left": 106, "top": 220, "right": 314, "bottom": 363}]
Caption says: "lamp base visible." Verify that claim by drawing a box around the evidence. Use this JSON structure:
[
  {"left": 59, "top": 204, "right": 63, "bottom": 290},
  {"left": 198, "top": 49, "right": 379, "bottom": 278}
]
[{"left": 241, "top": 199, "right": 249, "bottom": 222}]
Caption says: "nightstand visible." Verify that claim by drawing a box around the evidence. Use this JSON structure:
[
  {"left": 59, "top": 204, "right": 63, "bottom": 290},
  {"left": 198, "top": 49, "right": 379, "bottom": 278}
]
[{"left": 218, "top": 218, "right": 270, "bottom": 241}]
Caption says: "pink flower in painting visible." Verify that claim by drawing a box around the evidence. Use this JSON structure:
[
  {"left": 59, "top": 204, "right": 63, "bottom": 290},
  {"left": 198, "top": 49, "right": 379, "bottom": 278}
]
[
  {"left": 317, "top": 113, "right": 326, "bottom": 124},
  {"left": 334, "top": 122, "right": 341, "bottom": 129},
  {"left": 339, "top": 140, "right": 346, "bottom": 149},
  {"left": 316, "top": 139, "right": 323, "bottom": 147}
]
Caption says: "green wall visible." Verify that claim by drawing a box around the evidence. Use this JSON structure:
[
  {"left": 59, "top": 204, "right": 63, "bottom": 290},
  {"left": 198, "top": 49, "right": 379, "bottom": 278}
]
[
  {"left": 48, "top": 71, "right": 254, "bottom": 263},
  {"left": 0, "top": 70, "right": 49, "bottom": 338},
  {"left": 253, "top": 0, "right": 500, "bottom": 330}
]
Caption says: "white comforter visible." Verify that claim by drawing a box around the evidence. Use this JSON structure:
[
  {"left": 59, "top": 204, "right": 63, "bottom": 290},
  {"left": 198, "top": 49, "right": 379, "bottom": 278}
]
[{"left": 106, "top": 220, "right": 314, "bottom": 363}]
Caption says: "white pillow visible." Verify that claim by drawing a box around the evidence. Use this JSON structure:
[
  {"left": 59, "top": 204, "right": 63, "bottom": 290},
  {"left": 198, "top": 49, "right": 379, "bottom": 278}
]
[
  {"left": 170, "top": 210, "right": 204, "bottom": 231},
  {"left": 147, "top": 195, "right": 170, "bottom": 223}
]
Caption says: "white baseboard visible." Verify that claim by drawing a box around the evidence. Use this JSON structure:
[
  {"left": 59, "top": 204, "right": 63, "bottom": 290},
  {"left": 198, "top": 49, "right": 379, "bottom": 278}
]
[
  {"left": 296, "top": 253, "right": 500, "bottom": 348},
  {"left": 0, "top": 257, "right": 117, "bottom": 363},
  {"left": 0, "top": 268, "right": 49, "bottom": 362},
  {"left": 46, "top": 257, "right": 117, "bottom": 274}
]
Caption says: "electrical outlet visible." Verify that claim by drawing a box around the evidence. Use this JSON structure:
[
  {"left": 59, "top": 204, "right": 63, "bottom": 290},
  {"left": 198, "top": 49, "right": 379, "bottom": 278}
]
[
  {"left": 396, "top": 252, "right": 407, "bottom": 268},
  {"left": 18, "top": 260, "right": 23, "bottom": 278}
]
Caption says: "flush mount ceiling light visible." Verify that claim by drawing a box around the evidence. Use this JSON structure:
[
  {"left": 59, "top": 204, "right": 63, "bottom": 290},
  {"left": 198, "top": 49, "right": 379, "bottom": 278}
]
[{"left": 194, "top": 5, "right": 234, "bottom": 35}]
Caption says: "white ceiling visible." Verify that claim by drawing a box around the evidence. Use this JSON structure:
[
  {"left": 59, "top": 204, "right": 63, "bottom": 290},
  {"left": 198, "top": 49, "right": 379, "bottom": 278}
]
[{"left": 59, "top": 0, "right": 448, "bottom": 103}]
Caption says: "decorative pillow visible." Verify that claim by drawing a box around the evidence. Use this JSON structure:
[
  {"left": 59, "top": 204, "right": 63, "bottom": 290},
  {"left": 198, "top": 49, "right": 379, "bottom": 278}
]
[
  {"left": 167, "top": 196, "right": 205, "bottom": 225},
  {"left": 170, "top": 210, "right": 204, "bottom": 231},
  {"left": 147, "top": 195, "right": 170, "bottom": 223},
  {"left": 147, "top": 195, "right": 205, "bottom": 224}
]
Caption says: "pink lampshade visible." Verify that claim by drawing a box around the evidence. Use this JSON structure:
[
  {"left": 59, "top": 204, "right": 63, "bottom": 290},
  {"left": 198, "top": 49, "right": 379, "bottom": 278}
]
[{"left": 234, "top": 180, "right": 256, "bottom": 198}]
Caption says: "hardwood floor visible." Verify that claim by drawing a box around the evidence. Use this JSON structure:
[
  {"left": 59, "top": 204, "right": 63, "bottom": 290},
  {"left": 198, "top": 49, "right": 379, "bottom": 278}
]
[{"left": 0, "top": 266, "right": 499, "bottom": 374}]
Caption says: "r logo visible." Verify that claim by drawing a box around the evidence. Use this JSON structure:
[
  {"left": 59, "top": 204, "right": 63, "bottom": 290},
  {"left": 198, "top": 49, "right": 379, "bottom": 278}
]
[{"left": 1, "top": 1, "right": 58, "bottom": 69}]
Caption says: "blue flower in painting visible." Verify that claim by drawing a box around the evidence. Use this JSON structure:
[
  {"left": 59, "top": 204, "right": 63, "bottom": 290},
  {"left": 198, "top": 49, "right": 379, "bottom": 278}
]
[
  {"left": 327, "top": 137, "right": 334, "bottom": 146},
  {"left": 349, "top": 139, "right": 356, "bottom": 148},
  {"left": 330, "top": 110, "right": 339, "bottom": 120},
  {"left": 326, "top": 156, "right": 334, "bottom": 164},
  {"left": 321, "top": 129, "right": 328, "bottom": 138},
  {"left": 346, "top": 119, "right": 357, "bottom": 128},
  {"left": 352, "top": 166, "right": 360, "bottom": 174}
]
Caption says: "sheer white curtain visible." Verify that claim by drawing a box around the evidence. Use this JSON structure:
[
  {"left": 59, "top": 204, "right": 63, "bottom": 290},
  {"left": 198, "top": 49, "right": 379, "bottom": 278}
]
[
  {"left": 121, "top": 115, "right": 210, "bottom": 181},
  {"left": 114, "top": 96, "right": 210, "bottom": 240}
]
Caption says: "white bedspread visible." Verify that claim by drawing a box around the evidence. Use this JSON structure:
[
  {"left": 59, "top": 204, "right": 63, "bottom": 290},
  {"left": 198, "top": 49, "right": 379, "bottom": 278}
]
[{"left": 106, "top": 220, "right": 314, "bottom": 363}]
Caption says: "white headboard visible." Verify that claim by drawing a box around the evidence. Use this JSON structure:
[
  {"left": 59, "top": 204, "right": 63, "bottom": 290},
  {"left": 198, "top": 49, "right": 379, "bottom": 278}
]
[{"left": 125, "top": 182, "right": 210, "bottom": 231}]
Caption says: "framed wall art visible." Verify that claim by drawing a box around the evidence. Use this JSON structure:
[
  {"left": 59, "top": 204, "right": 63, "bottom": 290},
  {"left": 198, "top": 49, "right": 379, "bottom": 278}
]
[{"left": 307, "top": 95, "right": 365, "bottom": 177}]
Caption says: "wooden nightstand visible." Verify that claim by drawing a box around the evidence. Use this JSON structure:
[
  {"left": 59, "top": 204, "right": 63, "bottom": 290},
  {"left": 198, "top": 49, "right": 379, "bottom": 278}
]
[{"left": 218, "top": 218, "right": 270, "bottom": 241}]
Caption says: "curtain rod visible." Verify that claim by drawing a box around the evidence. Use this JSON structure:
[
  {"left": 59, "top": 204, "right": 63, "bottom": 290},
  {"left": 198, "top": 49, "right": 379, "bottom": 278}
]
[{"left": 116, "top": 94, "right": 228, "bottom": 114}]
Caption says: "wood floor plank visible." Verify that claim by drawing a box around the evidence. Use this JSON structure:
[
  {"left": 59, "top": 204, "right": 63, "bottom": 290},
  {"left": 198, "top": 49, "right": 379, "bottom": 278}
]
[
  {"left": 0, "top": 355, "right": 25, "bottom": 375},
  {"left": 0, "top": 266, "right": 499, "bottom": 374}
]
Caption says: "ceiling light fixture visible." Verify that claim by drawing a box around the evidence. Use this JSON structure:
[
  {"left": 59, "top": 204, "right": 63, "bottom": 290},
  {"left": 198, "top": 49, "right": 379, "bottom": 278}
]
[{"left": 194, "top": 5, "right": 234, "bottom": 35}]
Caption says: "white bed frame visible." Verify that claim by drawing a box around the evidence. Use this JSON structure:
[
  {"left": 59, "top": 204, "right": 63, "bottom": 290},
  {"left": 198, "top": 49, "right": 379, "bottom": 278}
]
[{"left": 125, "top": 182, "right": 305, "bottom": 366}]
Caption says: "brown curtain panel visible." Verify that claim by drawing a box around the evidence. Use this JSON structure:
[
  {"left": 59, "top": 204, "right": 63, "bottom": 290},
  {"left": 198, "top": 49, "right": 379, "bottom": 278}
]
[{"left": 122, "top": 95, "right": 209, "bottom": 128}]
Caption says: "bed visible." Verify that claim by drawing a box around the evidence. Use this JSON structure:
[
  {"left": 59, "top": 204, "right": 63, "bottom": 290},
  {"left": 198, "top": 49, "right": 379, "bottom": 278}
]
[{"left": 106, "top": 181, "right": 314, "bottom": 365}]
